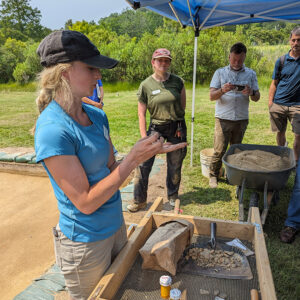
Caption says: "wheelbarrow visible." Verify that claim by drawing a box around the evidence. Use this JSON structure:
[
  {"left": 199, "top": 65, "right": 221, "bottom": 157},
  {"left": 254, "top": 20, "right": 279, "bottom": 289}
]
[{"left": 222, "top": 144, "right": 295, "bottom": 224}]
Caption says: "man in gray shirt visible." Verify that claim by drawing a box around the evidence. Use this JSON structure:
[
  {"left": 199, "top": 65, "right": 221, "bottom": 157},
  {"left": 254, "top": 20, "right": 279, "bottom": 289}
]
[{"left": 209, "top": 42, "right": 260, "bottom": 188}]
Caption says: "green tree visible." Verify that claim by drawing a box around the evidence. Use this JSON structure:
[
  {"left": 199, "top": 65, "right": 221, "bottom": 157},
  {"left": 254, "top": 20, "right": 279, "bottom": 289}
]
[
  {"left": 0, "top": 38, "right": 26, "bottom": 83},
  {"left": 87, "top": 28, "right": 118, "bottom": 50},
  {"left": 246, "top": 26, "right": 285, "bottom": 45},
  {"left": 0, "top": 28, "right": 6, "bottom": 44},
  {"left": 69, "top": 20, "right": 97, "bottom": 35},
  {"left": 0, "top": 0, "right": 49, "bottom": 41},
  {"left": 0, "top": 47, "right": 15, "bottom": 82},
  {"left": 0, "top": 26, "right": 28, "bottom": 41},
  {"left": 224, "top": 21, "right": 297, "bottom": 45},
  {"left": 99, "top": 8, "right": 163, "bottom": 39},
  {"left": 161, "top": 17, "right": 182, "bottom": 34},
  {"left": 3, "top": 37, "right": 25, "bottom": 63},
  {"left": 13, "top": 41, "right": 41, "bottom": 84},
  {"left": 64, "top": 19, "right": 73, "bottom": 30},
  {"left": 103, "top": 34, "right": 138, "bottom": 82}
]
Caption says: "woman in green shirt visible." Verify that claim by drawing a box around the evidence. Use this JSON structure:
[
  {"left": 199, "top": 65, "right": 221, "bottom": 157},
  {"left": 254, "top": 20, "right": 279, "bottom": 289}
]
[{"left": 127, "top": 48, "right": 187, "bottom": 212}]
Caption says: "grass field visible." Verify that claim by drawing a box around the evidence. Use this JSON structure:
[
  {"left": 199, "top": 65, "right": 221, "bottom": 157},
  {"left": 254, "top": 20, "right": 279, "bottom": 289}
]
[{"left": 0, "top": 87, "right": 299, "bottom": 299}]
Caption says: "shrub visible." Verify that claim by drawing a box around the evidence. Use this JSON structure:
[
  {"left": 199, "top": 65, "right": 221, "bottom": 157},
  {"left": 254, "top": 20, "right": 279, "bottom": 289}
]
[{"left": 13, "top": 42, "right": 41, "bottom": 84}]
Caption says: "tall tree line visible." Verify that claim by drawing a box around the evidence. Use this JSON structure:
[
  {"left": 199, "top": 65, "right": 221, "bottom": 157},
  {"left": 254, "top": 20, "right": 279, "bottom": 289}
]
[{"left": 0, "top": 0, "right": 297, "bottom": 84}]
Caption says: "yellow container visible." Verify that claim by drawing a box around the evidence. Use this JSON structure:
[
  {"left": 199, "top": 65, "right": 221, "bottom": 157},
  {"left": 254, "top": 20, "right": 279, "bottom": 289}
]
[{"left": 159, "top": 275, "right": 172, "bottom": 299}]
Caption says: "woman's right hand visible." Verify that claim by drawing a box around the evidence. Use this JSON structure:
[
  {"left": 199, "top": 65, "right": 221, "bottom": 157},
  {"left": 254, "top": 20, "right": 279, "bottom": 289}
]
[{"left": 127, "top": 132, "right": 187, "bottom": 167}]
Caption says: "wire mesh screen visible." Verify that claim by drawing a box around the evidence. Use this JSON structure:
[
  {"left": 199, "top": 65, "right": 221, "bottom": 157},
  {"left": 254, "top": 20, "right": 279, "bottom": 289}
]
[{"left": 113, "top": 236, "right": 259, "bottom": 300}]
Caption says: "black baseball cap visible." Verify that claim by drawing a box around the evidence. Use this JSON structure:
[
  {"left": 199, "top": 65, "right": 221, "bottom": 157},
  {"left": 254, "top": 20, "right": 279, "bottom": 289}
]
[{"left": 37, "top": 30, "right": 118, "bottom": 69}]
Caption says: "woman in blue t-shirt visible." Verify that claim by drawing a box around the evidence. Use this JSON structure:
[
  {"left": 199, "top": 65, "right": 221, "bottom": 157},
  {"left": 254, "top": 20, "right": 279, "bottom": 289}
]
[{"left": 34, "top": 30, "right": 187, "bottom": 300}]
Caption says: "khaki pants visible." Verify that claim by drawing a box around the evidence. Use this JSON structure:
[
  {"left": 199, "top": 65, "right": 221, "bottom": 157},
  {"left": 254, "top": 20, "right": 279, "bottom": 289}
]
[
  {"left": 53, "top": 223, "right": 127, "bottom": 300},
  {"left": 269, "top": 103, "right": 300, "bottom": 134},
  {"left": 210, "top": 118, "right": 248, "bottom": 178}
]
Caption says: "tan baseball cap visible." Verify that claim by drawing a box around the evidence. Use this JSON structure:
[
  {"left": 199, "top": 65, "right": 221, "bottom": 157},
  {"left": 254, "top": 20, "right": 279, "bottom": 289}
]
[{"left": 152, "top": 48, "right": 172, "bottom": 60}]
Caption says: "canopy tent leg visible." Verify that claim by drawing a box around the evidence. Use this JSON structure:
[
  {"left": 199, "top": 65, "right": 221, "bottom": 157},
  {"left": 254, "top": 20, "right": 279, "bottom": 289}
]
[{"left": 190, "top": 29, "right": 199, "bottom": 167}]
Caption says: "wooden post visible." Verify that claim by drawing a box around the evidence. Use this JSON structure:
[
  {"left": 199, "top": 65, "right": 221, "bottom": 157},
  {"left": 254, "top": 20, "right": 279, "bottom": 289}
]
[
  {"left": 174, "top": 198, "right": 180, "bottom": 214},
  {"left": 250, "top": 207, "right": 277, "bottom": 300},
  {"left": 152, "top": 213, "right": 254, "bottom": 240}
]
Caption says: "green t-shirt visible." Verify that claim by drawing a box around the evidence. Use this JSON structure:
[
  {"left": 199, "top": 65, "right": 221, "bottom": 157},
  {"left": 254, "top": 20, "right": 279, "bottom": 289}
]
[{"left": 137, "top": 73, "right": 185, "bottom": 125}]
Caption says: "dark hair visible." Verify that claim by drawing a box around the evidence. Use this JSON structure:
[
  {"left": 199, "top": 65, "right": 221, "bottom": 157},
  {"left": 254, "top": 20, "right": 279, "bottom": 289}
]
[
  {"left": 230, "top": 42, "right": 247, "bottom": 54},
  {"left": 290, "top": 27, "right": 300, "bottom": 38}
]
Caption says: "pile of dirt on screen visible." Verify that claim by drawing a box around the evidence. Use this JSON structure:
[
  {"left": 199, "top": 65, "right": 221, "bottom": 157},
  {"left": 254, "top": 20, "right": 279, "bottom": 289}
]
[{"left": 226, "top": 149, "right": 292, "bottom": 172}]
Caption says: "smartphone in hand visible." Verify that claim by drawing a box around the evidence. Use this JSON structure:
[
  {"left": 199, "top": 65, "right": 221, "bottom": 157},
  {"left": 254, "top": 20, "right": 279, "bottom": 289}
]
[{"left": 234, "top": 85, "right": 245, "bottom": 91}]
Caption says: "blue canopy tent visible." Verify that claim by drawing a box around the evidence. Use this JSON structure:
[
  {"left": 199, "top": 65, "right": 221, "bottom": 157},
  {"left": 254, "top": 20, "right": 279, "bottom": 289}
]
[{"left": 126, "top": 0, "right": 300, "bottom": 165}]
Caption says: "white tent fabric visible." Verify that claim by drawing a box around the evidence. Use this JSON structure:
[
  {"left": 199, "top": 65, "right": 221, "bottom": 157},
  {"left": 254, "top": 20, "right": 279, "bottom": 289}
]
[{"left": 126, "top": 0, "right": 300, "bottom": 165}]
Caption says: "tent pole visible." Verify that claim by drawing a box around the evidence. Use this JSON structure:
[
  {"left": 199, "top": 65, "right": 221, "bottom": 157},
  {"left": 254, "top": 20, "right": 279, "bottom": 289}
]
[{"left": 190, "top": 28, "right": 199, "bottom": 167}]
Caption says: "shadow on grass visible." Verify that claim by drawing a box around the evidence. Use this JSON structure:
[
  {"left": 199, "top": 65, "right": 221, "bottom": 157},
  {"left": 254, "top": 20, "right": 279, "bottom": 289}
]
[{"left": 180, "top": 186, "right": 232, "bottom": 206}]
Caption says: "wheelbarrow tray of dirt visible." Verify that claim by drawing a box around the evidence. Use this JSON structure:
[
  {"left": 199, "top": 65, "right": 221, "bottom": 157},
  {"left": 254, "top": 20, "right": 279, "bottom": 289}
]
[
  {"left": 88, "top": 198, "right": 277, "bottom": 300},
  {"left": 222, "top": 144, "right": 295, "bottom": 224},
  {"left": 222, "top": 143, "right": 295, "bottom": 191}
]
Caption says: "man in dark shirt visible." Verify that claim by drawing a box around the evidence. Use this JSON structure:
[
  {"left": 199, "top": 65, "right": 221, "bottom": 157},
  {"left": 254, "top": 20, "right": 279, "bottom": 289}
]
[
  {"left": 269, "top": 26, "right": 300, "bottom": 163},
  {"left": 270, "top": 27, "right": 300, "bottom": 244}
]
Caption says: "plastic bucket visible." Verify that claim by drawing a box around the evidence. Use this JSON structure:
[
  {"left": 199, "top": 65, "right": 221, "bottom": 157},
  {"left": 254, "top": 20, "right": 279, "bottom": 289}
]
[{"left": 200, "top": 148, "right": 214, "bottom": 178}]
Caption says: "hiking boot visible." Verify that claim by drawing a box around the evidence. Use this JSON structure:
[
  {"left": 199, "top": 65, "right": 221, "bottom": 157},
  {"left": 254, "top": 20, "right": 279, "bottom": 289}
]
[
  {"left": 127, "top": 202, "right": 147, "bottom": 212},
  {"left": 209, "top": 177, "right": 218, "bottom": 188},
  {"left": 279, "top": 226, "right": 298, "bottom": 243},
  {"left": 169, "top": 198, "right": 178, "bottom": 207}
]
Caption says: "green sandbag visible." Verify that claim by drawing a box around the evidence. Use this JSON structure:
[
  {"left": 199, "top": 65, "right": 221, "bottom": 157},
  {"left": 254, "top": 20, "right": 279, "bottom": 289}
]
[
  {"left": 28, "top": 156, "right": 37, "bottom": 164},
  {"left": 13, "top": 264, "right": 65, "bottom": 300},
  {"left": 13, "top": 285, "right": 54, "bottom": 300},
  {"left": 0, "top": 152, "right": 22, "bottom": 162},
  {"left": 15, "top": 152, "right": 36, "bottom": 163},
  {"left": 0, "top": 152, "right": 6, "bottom": 160}
]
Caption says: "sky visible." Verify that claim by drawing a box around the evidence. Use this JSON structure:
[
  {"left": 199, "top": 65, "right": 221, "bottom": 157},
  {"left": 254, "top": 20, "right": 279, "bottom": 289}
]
[{"left": 30, "top": 0, "right": 132, "bottom": 29}]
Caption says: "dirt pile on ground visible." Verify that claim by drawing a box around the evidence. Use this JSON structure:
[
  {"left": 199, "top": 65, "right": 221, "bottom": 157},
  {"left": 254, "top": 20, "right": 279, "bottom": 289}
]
[{"left": 226, "top": 149, "right": 292, "bottom": 171}]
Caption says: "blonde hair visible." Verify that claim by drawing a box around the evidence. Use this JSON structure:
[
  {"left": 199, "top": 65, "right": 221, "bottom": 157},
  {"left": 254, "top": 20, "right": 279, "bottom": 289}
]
[{"left": 35, "top": 63, "right": 73, "bottom": 114}]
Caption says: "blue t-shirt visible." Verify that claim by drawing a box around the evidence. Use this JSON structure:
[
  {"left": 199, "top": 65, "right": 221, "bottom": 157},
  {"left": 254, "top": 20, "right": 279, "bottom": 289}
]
[
  {"left": 34, "top": 100, "right": 123, "bottom": 242},
  {"left": 272, "top": 52, "right": 300, "bottom": 106},
  {"left": 88, "top": 79, "right": 103, "bottom": 103}
]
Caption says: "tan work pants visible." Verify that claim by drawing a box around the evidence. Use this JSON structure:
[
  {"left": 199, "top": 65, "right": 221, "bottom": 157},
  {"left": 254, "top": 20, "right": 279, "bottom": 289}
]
[
  {"left": 210, "top": 118, "right": 248, "bottom": 178},
  {"left": 53, "top": 223, "right": 127, "bottom": 299}
]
